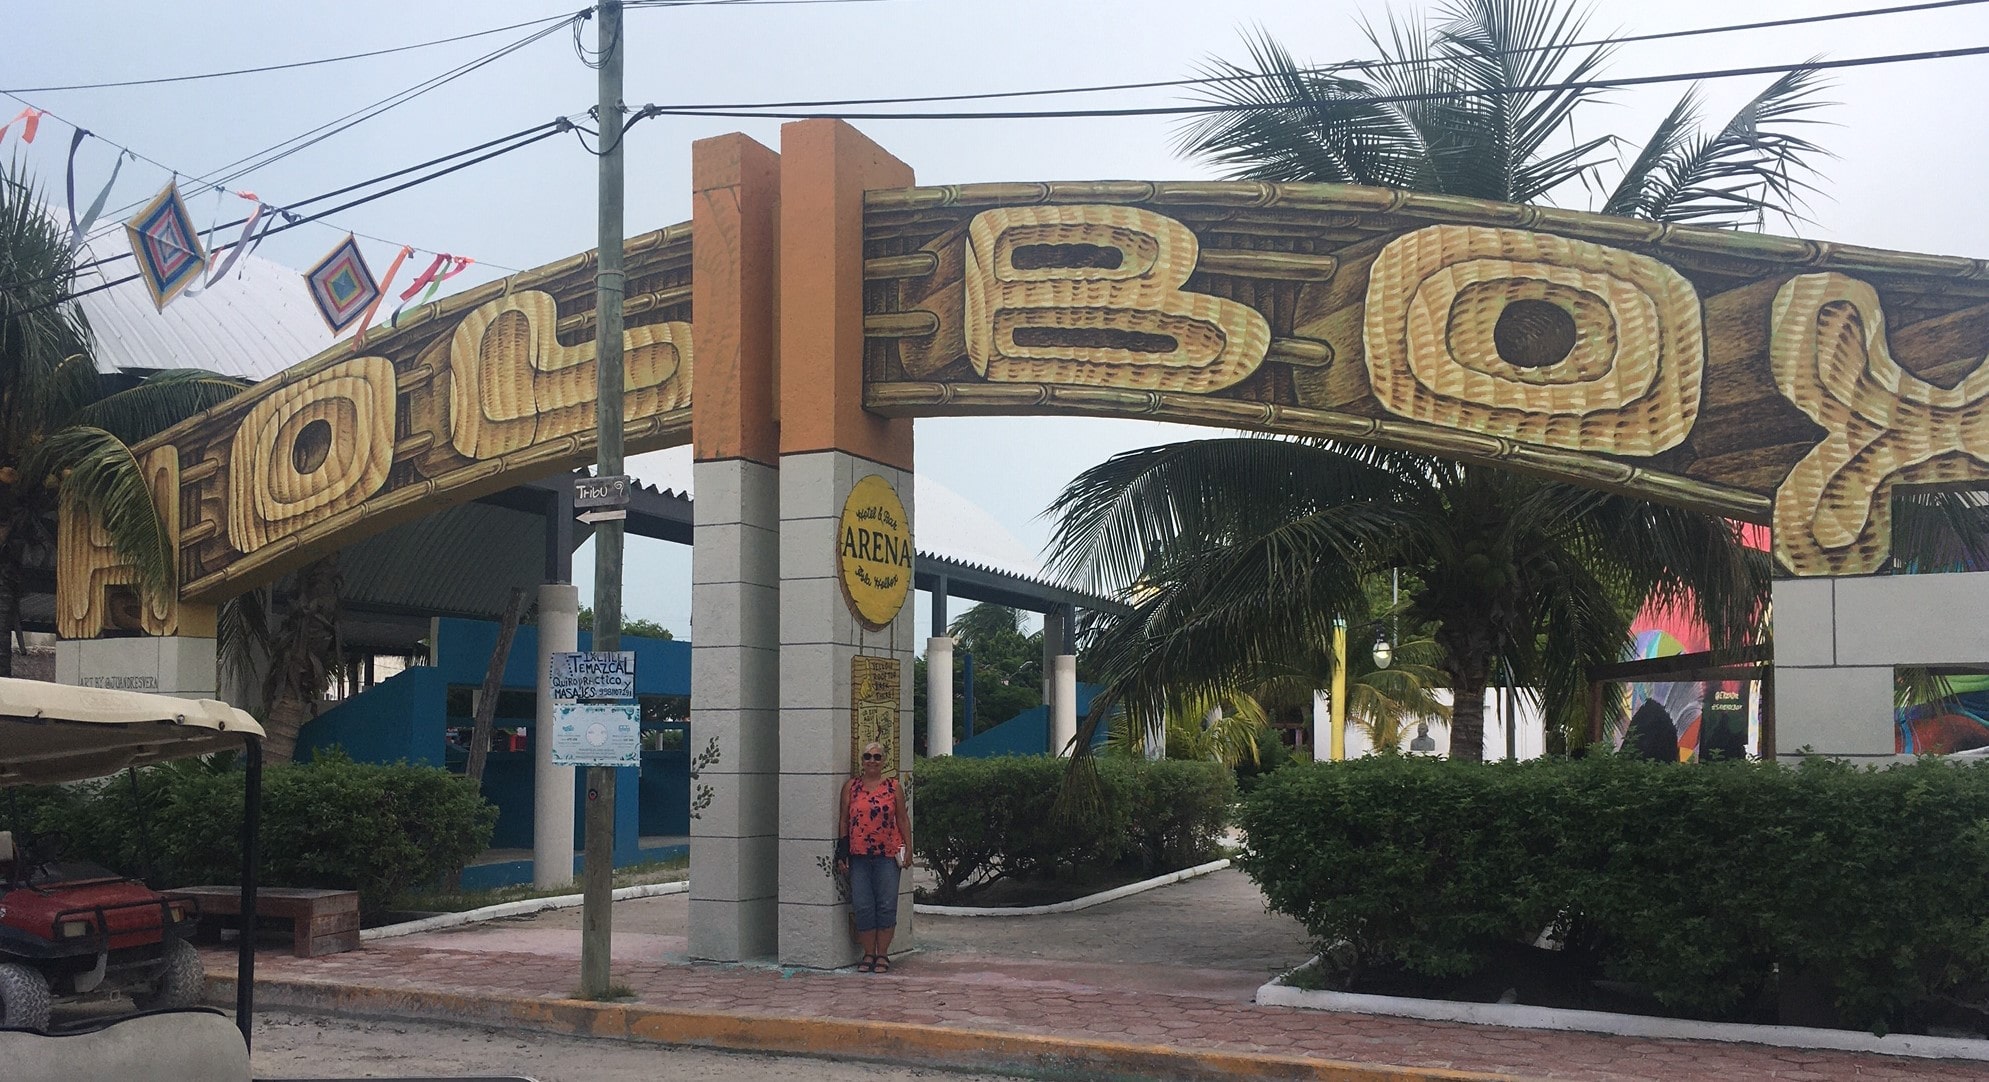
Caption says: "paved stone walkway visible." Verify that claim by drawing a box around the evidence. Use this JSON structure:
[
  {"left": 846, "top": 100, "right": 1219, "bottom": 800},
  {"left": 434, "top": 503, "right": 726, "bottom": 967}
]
[{"left": 212, "top": 872, "right": 1989, "bottom": 1080}]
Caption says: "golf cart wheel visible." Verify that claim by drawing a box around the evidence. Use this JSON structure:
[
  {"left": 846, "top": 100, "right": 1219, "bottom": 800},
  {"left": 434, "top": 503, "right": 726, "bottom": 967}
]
[
  {"left": 0, "top": 962, "right": 51, "bottom": 1029},
  {"left": 134, "top": 938, "right": 205, "bottom": 1010}
]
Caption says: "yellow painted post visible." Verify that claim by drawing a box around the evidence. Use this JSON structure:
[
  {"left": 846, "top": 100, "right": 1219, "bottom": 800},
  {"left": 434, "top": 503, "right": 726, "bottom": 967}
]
[{"left": 1329, "top": 617, "right": 1348, "bottom": 761}]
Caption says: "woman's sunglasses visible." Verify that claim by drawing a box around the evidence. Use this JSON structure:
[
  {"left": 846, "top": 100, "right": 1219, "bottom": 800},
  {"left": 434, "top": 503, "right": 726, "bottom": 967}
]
[{"left": 861, "top": 753, "right": 884, "bottom": 761}]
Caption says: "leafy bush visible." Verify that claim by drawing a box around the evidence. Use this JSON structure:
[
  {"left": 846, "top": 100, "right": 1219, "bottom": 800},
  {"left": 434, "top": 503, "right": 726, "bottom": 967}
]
[
  {"left": 1238, "top": 754, "right": 1989, "bottom": 1033},
  {"left": 914, "top": 754, "right": 1229, "bottom": 902},
  {"left": 1109, "top": 757, "right": 1236, "bottom": 873},
  {"left": 12, "top": 751, "right": 495, "bottom": 919}
]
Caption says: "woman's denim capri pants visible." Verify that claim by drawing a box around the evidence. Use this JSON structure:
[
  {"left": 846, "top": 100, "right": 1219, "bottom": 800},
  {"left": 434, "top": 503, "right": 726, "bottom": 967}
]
[{"left": 848, "top": 854, "right": 901, "bottom": 932}]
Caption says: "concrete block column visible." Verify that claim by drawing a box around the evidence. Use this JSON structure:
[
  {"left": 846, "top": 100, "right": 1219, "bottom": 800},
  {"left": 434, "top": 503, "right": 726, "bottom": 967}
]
[
  {"left": 689, "top": 459, "right": 782, "bottom": 960},
  {"left": 926, "top": 635, "right": 953, "bottom": 756},
  {"left": 772, "top": 119, "right": 915, "bottom": 969},
  {"left": 687, "top": 131, "right": 784, "bottom": 961},
  {"left": 1772, "top": 572, "right": 1989, "bottom": 760},
  {"left": 776, "top": 452, "right": 916, "bottom": 968},
  {"left": 533, "top": 583, "right": 580, "bottom": 889}
]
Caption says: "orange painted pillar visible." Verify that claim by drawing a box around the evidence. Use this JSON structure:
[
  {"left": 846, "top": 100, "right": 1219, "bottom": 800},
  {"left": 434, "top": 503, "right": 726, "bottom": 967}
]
[
  {"left": 688, "top": 132, "right": 784, "bottom": 962},
  {"left": 773, "top": 120, "right": 917, "bottom": 969}
]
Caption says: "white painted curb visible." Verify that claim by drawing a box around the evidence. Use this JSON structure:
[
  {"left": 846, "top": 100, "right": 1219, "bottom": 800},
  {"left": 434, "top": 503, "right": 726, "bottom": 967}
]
[
  {"left": 913, "top": 858, "right": 1231, "bottom": 917},
  {"left": 363, "top": 880, "right": 689, "bottom": 941},
  {"left": 1255, "top": 971, "right": 1989, "bottom": 1063}
]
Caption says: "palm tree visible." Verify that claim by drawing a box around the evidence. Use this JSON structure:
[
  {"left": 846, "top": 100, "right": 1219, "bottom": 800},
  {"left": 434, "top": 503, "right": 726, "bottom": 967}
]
[
  {"left": 1052, "top": 440, "right": 1768, "bottom": 762},
  {"left": 0, "top": 165, "right": 244, "bottom": 676},
  {"left": 1180, "top": 0, "right": 1829, "bottom": 227},
  {"left": 1045, "top": 0, "right": 1832, "bottom": 762}
]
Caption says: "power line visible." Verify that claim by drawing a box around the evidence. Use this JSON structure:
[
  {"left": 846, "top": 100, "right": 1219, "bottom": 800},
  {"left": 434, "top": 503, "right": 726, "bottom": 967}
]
[
  {"left": 0, "top": 9, "right": 590, "bottom": 94},
  {"left": 637, "top": 41, "right": 1989, "bottom": 121},
  {"left": 28, "top": 14, "right": 578, "bottom": 254},
  {"left": 637, "top": 0, "right": 1989, "bottom": 113},
  {"left": 44, "top": 123, "right": 571, "bottom": 311},
  {"left": 61, "top": 120, "right": 574, "bottom": 282}
]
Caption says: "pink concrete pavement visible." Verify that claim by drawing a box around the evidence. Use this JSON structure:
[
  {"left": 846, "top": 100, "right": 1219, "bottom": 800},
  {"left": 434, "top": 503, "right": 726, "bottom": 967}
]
[{"left": 205, "top": 930, "right": 1989, "bottom": 1081}]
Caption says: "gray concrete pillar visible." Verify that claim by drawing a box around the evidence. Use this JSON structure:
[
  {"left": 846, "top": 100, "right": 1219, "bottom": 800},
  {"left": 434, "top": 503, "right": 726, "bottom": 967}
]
[
  {"left": 533, "top": 582, "right": 579, "bottom": 890},
  {"left": 1041, "top": 606, "right": 1066, "bottom": 736},
  {"left": 777, "top": 453, "right": 917, "bottom": 969},
  {"left": 1052, "top": 654, "right": 1078, "bottom": 756},
  {"left": 57, "top": 636, "right": 216, "bottom": 701},
  {"left": 926, "top": 635, "right": 953, "bottom": 756},
  {"left": 689, "top": 458, "right": 783, "bottom": 961},
  {"left": 1311, "top": 689, "right": 1329, "bottom": 760}
]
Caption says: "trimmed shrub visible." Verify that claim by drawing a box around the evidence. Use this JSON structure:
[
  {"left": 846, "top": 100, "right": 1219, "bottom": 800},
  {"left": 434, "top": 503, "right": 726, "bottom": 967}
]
[
  {"left": 15, "top": 752, "right": 495, "bottom": 919},
  {"left": 1238, "top": 754, "right": 1989, "bottom": 1033},
  {"left": 1110, "top": 757, "right": 1236, "bottom": 873},
  {"left": 914, "top": 754, "right": 1230, "bottom": 902}
]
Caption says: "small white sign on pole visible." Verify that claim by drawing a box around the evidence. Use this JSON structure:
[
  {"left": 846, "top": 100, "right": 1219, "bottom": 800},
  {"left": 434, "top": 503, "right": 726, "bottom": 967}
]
[
  {"left": 549, "top": 650, "right": 636, "bottom": 701},
  {"left": 551, "top": 703, "right": 641, "bottom": 767}
]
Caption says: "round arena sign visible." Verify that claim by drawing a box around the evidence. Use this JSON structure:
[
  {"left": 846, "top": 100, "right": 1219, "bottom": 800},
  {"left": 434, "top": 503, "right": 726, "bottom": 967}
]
[{"left": 837, "top": 475, "right": 913, "bottom": 630}]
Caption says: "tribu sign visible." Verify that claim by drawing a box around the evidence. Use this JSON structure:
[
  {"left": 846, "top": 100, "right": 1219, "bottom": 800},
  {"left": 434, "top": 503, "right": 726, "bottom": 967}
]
[{"left": 836, "top": 474, "right": 913, "bottom": 630}]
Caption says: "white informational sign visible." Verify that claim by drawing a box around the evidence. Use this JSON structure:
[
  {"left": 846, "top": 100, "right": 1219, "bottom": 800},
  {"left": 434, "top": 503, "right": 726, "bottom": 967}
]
[
  {"left": 549, "top": 651, "right": 636, "bottom": 701},
  {"left": 551, "top": 703, "right": 641, "bottom": 767}
]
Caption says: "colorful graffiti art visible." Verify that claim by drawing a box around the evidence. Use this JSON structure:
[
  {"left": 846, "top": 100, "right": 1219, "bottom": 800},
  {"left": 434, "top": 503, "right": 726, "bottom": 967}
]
[{"left": 1896, "top": 673, "right": 1989, "bottom": 755}]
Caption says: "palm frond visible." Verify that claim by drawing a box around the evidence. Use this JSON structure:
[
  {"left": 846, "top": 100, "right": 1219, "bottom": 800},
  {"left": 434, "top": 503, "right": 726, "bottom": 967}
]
[
  {"left": 1623, "top": 65, "right": 1834, "bottom": 228},
  {"left": 1176, "top": 28, "right": 1438, "bottom": 186},
  {"left": 1891, "top": 489, "right": 1989, "bottom": 574},
  {"left": 29, "top": 427, "right": 175, "bottom": 595},
  {"left": 67, "top": 370, "right": 249, "bottom": 445}
]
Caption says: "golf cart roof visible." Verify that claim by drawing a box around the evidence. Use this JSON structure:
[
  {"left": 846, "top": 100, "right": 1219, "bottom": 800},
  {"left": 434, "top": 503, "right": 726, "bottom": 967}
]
[{"left": 0, "top": 678, "right": 263, "bottom": 787}]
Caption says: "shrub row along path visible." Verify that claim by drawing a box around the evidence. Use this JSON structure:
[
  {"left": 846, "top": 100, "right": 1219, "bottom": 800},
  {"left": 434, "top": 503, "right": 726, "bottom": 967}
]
[{"left": 218, "top": 870, "right": 1981, "bottom": 1080}]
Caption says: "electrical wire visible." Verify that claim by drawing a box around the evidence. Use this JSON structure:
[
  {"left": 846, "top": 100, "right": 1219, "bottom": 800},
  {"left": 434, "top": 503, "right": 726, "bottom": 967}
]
[
  {"left": 1, "top": 9, "right": 590, "bottom": 94},
  {"left": 633, "top": 0, "right": 1989, "bottom": 114},
  {"left": 59, "top": 120, "right": 574, "bottom": 282},
  {"left": 51, "top": 14, "right": 579, "bottom": 253},
  {"left": 40, "top": 123, "right": 570, "bottom": 311},
  {"left": 635, "top": 41, "right": 1989, "bottom": 121}
]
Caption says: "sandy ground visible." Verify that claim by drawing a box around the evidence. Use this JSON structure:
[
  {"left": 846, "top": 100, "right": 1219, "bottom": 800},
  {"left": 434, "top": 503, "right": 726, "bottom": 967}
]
[{"left": 250, "top": 1010, "right": 1022, "bottom": 1080}]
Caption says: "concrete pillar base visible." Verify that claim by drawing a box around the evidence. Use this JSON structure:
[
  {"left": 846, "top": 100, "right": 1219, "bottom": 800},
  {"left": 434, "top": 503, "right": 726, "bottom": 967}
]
[
  {"left": 533, "top": 583, "right": 580, "bottom": 890},
  {"left": 926, "top": 636, "right": 953, "bottom": 756},
  {"left": 56, "top": 635, "right": 216, "bottom": 700}
]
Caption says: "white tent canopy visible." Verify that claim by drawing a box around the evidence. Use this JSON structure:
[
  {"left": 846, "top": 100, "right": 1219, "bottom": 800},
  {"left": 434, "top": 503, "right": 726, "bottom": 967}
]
[{"left": 0, "top": 678, "right": 263, "bottom": 787}]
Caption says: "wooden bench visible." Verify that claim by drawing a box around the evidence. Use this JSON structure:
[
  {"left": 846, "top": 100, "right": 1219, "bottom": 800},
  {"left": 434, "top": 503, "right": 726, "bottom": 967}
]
[{"left": 165, "top": 886, "right": 360, "bottom": 958}]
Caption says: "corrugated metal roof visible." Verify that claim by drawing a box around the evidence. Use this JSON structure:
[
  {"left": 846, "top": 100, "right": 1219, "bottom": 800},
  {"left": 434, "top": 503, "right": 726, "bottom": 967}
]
[
  {"left": 339, "top": 501, "right": 548, "bottom": 621},
  {"left": 626, "top": 446, "right": 1046, "bottom": 581},
  {"left": 73, "top": 224, "right": 335, "bottom": 381}
]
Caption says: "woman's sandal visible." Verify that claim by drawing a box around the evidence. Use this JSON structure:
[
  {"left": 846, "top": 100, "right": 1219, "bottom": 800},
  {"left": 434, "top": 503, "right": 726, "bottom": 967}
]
[
  {"left": 872, "top": 955, "right": 891, "bottom": 974},
  {"left": 857, "top": 954, "right": 877, "bottom": 973}
]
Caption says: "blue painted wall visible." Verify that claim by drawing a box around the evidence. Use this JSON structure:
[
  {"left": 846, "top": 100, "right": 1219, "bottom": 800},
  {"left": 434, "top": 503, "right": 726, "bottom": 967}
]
[
  {"left": 298, "top": 618, "right": 688, "bottom": 888},
  {"left": 953, "top": 682, "right": 1109, "bottom": 758}
]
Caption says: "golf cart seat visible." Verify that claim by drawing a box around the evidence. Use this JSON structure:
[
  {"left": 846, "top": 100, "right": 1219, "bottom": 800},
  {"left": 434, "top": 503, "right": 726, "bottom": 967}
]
[{"left": 2, "top": 1006, "right": 248, "bottom": 1082}]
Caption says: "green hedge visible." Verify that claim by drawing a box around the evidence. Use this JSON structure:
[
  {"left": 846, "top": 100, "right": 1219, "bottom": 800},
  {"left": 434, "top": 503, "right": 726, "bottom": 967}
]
[
  {"left": 1238, "top": 754, "right": 1989, "bottom": 1033},
  {"left": 11, "top": 751, "right": 496, "bottom": 918},
  {"left": 914, "top": 755, "right": 1233, "bottom": 903}
]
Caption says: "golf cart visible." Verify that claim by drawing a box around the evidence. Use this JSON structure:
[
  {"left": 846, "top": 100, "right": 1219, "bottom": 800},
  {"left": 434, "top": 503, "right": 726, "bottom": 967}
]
[{"left": 0, "top": 678, "right": 536, "bottom": 1081}]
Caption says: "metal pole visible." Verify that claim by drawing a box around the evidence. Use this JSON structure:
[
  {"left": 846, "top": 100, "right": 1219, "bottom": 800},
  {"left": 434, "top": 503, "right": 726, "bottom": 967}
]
[
  {"left": 1329, "top": 617, "right": 1348, "bottom": 760},
  {"left": 580, "top": 0, "right": 625, "bottom": 1000},
  {"left": 235, "top": 736, "right": 262, "bottom": 1047}
]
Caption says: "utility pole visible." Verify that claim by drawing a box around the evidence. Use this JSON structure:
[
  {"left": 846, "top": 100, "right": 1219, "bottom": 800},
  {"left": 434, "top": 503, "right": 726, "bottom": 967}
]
[{"left": 580, "top": 0, "right": 625, "bottom": 1000}]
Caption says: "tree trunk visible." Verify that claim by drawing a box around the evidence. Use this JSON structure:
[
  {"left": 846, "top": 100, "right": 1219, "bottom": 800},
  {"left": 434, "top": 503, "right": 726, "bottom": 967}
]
[
  {"left": 262, "top": 695, "right": 312, "bottom": 765},
  {"left": 463, "top": 588, "right": 528, "bottom": 785},
  {"left": 1447, "top": 668, "right": 1490, "bottom": 762}
]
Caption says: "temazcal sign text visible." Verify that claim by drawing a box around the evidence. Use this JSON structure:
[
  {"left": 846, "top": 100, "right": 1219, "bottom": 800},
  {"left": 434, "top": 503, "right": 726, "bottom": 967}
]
[
  {"left": 836, "top": 474, "right": 913, "bottom": 630},
  {"left": 549, "top": 651, "right": 637, "bottom": 701}
]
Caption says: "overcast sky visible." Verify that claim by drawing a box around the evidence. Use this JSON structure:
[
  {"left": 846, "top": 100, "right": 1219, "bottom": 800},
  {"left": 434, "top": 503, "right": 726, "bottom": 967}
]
[{"left": 13, "top": 0, "right": 1989, "bottom": 639}]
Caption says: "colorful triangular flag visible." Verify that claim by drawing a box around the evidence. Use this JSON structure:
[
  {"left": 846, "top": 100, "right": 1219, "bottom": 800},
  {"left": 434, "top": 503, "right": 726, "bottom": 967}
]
[
  {"left": 124, "top": 183, "right": 208, "bottom": 311},
  {"left": 303, "top": 234, "right": 381, "bottom": 334}
]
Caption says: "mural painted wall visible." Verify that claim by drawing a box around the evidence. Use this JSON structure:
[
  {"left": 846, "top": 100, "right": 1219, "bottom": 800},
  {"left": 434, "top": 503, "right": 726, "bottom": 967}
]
[
  {"left": 860, "top": 182, "right": 1989, "bottom": 579},
  {"left": 58, "top": 227, "right": 695, "bottom": 637},
  {"left": 58, "top": 178, "right": 1989, "bottom": 637}
]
